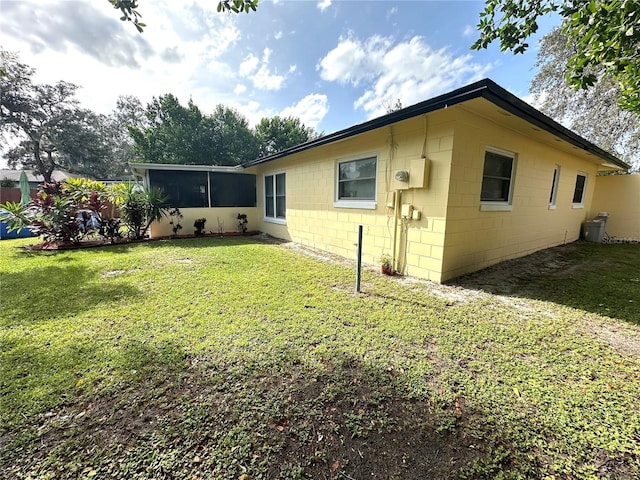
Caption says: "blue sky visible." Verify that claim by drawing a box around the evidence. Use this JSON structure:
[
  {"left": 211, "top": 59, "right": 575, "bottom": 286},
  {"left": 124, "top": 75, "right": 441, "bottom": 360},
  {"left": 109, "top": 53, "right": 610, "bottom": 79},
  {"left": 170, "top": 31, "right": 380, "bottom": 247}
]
[{"left": 0, "top": 0, "right": 559, "bottom": 136}]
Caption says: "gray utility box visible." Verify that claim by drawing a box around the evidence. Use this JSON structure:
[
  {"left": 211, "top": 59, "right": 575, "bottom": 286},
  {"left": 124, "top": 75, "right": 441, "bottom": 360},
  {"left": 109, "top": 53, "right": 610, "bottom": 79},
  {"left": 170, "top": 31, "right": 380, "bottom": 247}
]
[{"left": 583, "top": 219, "right": 606, "bottom": 243}]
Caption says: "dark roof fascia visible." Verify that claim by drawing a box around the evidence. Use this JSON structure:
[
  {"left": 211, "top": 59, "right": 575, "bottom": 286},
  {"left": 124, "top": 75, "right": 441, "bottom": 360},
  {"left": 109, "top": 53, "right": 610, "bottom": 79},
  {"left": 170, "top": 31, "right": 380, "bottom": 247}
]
[
  {"left": 243, "top": 78, "right": 629, "bottom": 171},
  {"left": 242, "top": 81, "right": 489, "bottom": 167},
  {"left": 481, "top": 81, "right": 630, "bottom": 170}
]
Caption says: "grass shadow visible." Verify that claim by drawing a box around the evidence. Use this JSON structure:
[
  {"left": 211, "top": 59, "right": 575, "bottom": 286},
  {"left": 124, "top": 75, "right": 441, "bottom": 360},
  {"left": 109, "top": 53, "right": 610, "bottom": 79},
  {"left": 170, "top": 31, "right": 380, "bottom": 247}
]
[
  {"left": 451, "top": 241, "right": 640, "bottom": 325},
  {"left": 0, "top": 345, "right": 514, "bottom": 479},
  {"left": 0, "top": 264, "right": 142, "bottom": 326}
]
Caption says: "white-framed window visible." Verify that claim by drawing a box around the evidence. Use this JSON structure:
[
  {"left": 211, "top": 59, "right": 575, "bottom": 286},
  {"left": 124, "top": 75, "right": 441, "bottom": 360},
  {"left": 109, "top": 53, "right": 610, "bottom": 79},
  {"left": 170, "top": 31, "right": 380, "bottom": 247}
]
[
  {"left": 334, "top": 155, "right": 377, "bottom": 210},
  {"left": 572, "top": 172, "right": 587, "bottom": 208},
  {"left": 480, "top": 147, "right": 517, "bottom": 211},
  {"left": 549, "top": 164, "right": 560, "bottom": 210},
  {"left": 264, "top": 172, "right": 286, "bottom": 224}
]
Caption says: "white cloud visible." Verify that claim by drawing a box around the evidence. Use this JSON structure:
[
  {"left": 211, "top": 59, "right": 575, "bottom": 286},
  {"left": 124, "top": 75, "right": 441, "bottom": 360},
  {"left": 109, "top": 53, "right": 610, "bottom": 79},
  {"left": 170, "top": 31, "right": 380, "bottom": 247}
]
[
  {"left": 280, "top": 94, "right": 329, "bottom": 129},
  {"left": 0, "top": 0, "right": 246, "bottom": 117},
  {"left": 234, "top": 84, "right": 248, "bottom": 95},
  {"left": 232, "top": 100, "right": 276, "bottom": 128},
  {"left": 317, "top": 34, "right": 392, "bottom": 85},
  {"left": 463, "top": 25, "right": 475, "bottom": 38},
  {"left": 317, "top": 0, "right": 332, "bottom": 12},
  {"left": 238, "top": 48, "right": 289, "bottom": 91},
  {"left": 239, "top": 54, "right": 260, "bottom": 76},
  {"left": 252, "top": 67, "right": 285, "bottom": 90},
  {"left": 319, "top": 35, "right": 492, "bottom": 118},
  {"left": 275, "top": 31, "right": 283, "bottom": 40}
]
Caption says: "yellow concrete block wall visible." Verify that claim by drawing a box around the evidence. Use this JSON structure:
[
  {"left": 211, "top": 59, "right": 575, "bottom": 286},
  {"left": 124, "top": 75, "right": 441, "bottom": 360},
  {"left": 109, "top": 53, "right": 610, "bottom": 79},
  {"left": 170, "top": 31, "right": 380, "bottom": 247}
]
[
  {"left": 149, "top": 207, "right": 259, "bottom": 238},
  {"left": 591, "top": 174, "right": 640, "bottom": 240},
  {"left": 440, "top": 107, "right": 601, "bottom": 281},
  {"left": 255, "top": 111, "right": 455, "bottom": 280}
]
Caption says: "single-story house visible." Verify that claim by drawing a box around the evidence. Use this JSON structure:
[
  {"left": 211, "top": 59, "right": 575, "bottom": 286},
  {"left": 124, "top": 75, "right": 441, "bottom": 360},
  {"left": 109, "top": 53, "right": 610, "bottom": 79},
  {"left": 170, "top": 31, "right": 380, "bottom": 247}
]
[
  {"left": 0, "top": 168, "right": 74, "bottom": 189},
  {"left": 131, "top": 78, "right": 631, "bottom": 283}
]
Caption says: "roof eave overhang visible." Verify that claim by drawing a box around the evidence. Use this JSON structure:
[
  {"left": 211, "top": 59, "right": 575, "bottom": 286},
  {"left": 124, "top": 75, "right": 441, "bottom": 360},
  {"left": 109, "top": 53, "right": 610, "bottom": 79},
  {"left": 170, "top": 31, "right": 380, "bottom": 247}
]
[
  {"left": 480, "top": 83, "right": 629, "bottom": 170},
  {"left": 243, "top": 78, "right": 630, "bottom": 171},
  {"left": 128, "top": 162, "right": 246, "bottom": 176}
]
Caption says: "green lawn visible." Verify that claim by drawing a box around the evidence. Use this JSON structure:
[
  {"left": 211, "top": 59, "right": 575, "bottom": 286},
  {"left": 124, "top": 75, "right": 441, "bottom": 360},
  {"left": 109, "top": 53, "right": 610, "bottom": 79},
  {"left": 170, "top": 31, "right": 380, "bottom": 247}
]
[{"left": 1, "top": 237, "right": 639, "bottom": 479}]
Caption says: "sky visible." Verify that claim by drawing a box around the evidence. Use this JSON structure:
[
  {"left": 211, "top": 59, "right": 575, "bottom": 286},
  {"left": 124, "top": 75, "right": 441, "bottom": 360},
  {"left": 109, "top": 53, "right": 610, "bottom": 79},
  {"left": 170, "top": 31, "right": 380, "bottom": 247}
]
[{"left": 0, "top": 0, "right": 559, "bottom": 147}]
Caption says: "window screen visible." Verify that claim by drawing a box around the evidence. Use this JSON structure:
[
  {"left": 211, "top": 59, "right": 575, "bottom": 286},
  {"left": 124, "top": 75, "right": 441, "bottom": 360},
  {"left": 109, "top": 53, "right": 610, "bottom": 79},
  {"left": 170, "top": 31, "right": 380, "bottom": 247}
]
[
  {"left": 149, "top": 170, "right": 209, "bottom": 208},
  {"left": 209, "top": 173, "right": 256, "bottom": 207},
  {"left": 148, "top": 170, "right": 256, "bottom": 208}
]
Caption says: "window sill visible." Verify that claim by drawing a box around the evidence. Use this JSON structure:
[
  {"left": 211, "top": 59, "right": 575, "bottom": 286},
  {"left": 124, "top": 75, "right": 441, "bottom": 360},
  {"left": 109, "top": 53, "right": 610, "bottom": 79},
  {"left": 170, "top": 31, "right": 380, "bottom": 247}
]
[
  {"left": 548, "top": 205, "right": 557, "bottom": 210},
  {"left": 333, "top": 200, "right": 377, "bottom": 210},
  {"left": 480, "top": 203, "right": 513, "bottom": 212},
  {"left": 264, "top": 217, "right": 286, "bottom": 225},
  {"left": 572, "top": 204, "right": 584, "bottom": 209}
]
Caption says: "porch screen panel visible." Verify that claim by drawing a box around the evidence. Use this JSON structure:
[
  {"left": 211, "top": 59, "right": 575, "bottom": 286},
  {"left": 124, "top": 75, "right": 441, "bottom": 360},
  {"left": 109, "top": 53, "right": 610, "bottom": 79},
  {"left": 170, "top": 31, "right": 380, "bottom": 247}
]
[
  {"left": 209, "top": 173, "right": 256, "bottom": 207},
  {"left": 149, "top": 170, "right": 209, "bottom": 208}
]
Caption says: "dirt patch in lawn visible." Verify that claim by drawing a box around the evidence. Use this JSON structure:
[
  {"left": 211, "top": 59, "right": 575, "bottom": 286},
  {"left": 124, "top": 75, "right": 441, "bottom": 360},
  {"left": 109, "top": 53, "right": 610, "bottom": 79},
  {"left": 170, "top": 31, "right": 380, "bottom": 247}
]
[
  {"left": 451, "top": 242, "right": 584, "bottom": 295},
  {"left": 1, "top": 362, "right": 491, "bottom": 480},
  {"left": 586, "top": 321, "right": 640, "bottom": 358}
]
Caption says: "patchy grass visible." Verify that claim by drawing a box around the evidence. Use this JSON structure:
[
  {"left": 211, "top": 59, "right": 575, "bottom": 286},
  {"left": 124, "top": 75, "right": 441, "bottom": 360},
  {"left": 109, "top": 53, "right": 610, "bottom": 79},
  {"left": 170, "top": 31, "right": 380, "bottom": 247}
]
[
  {"left": 455, "top": 242, "right": 640, "bottom": 325},
  {"left": 1, "top": 237, "right": 639, "bottom": 479}
]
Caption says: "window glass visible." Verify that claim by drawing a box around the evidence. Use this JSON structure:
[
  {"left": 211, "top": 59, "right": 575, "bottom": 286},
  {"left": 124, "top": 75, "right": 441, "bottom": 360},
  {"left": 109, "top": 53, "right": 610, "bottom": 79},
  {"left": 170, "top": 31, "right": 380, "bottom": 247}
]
[
  {"left": 480, "top": 150, "right": 515, "bottom": 203},
  {"left": 549, "top": 165, "right": 560, "bottom": 206},
  {"left": 275, "top": 173, "right": 286, "bottom": 218},
  {"left": 265, "top": 173, "right": 286, "bottom": 220},
  {"left": 337, "top": 157, "right": 377, "bottom": 200},
  {"left": 573, "top": 174, "right": 587, "bottom": 204}
]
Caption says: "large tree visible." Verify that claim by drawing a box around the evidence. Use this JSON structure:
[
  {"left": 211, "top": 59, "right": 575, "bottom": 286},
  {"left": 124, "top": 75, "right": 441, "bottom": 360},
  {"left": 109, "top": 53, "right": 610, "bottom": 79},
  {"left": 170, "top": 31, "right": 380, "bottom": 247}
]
[
  {"left": 532, "top": 27, "right": 640, "bottom": 171},
  {"left": 1, "top": 50, "right": 122, "bottom": 181},
  {"left": 129, "top": 96, "right": 259, "bottom": 166},
  {"left": 254, "top": 116, "right": 318, "bottom": 157},
  {"left": 473, "top": 0, "right": 640, "bottom": 113},
  {"left": 129, "top": 94, "right": 215, "bottom": 165},
  {"left": 209, "top": 104, "right": 259, "bottom": 165},
  {"left": 104, "top": 95, "right": 147, "bottom": 176}
]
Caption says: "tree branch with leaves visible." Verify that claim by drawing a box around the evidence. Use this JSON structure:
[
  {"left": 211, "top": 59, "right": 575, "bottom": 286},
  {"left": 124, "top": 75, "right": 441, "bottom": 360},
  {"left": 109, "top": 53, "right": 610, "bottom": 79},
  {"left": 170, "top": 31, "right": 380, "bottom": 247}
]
[
  {"left": 109, "top": 0, "right": 259, "bottom": 33},
  {"left": 473, "top": 0, "right": 640, "bottom": 113}
]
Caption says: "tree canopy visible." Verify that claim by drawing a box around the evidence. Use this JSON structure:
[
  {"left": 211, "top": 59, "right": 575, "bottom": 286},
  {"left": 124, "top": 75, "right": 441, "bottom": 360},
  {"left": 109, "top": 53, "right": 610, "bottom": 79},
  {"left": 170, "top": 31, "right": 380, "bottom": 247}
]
[
  {"left": 2, "top": 51, "right": 318, "bottom": 177},
  {"left": 474, "top": 0, "right": 640, "bottom": 113},
  {"left": 1, "top": 50, "right": 126, "bottom": 182},
  {"left": 532, "top": 27, "right": 640, "bottom": 171},
  {"left": 128, "top": 96, "right": 261, "bottom": 166},
  {"left": 254, "top": 116, "right": 318, "bottom": 157}
]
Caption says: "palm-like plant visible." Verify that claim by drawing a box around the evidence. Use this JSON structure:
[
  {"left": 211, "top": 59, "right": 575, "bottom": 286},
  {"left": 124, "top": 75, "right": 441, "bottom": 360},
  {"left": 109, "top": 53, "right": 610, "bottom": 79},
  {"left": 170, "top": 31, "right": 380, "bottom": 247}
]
[{"left": 112, "top": 182, "right": 168, "bottom": 239}]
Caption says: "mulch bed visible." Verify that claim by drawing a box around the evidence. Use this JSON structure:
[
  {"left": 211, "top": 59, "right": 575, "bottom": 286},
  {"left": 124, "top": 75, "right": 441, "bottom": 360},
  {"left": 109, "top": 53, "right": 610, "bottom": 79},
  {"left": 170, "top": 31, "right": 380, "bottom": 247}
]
[{"left": 22, "top": 231, "right": 261, "bottom": 251}]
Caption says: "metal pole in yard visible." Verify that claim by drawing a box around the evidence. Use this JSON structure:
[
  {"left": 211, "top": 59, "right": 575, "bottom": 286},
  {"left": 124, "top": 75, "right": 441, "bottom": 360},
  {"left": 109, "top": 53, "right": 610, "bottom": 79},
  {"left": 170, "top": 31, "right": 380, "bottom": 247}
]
[{"left": 355, "top": 224, "right": 363, "bottom": 293}]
